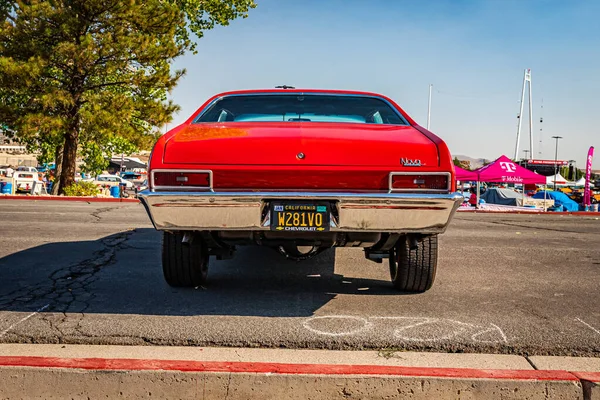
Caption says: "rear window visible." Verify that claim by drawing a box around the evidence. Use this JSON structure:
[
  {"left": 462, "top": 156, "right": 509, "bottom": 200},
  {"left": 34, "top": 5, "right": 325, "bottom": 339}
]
[{"left": 194, "top": 94, "right": 408, "bottom": 125}]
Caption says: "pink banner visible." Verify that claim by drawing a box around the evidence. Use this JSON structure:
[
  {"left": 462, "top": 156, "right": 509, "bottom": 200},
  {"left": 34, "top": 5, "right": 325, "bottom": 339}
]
[{"left": 583, "top": 146, "right": 594, "bottom": 206}]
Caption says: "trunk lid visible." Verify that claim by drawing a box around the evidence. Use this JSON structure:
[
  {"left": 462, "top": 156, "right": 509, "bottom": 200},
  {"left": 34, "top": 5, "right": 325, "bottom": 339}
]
[{"left": 163, "top": 123, "right": 439, "bottom": 167}]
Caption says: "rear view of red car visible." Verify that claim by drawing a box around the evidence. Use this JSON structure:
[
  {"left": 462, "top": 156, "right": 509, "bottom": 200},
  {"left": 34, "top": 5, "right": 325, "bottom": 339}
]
[{"left": 139, "top": 88, "right": 462, "bottom": 292}]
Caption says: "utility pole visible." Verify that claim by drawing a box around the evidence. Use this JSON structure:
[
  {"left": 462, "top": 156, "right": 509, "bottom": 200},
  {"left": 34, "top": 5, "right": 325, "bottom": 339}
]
[
  {"left": 427, "top": 84, "right": 432, "bottom": 130},
  {"left": 514, "top": 69, "right": 534, "bottom": 159},
  {"left": 552, "top": 136, "right": 563, "bottom": 191}
]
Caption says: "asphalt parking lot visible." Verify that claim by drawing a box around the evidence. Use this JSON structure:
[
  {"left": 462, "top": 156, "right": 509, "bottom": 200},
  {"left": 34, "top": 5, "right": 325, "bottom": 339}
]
[{"left": 0, "top": 200, "right": 599, "bottom": 356}]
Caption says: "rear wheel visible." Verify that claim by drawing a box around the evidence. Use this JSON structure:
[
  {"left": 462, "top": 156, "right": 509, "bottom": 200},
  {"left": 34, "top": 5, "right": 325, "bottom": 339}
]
[
  {"left": 389, "top": 235, "right": 438, "bottom": 293},
  {"left": 162, "top": 232, "right": 209, "bottom": 287}
]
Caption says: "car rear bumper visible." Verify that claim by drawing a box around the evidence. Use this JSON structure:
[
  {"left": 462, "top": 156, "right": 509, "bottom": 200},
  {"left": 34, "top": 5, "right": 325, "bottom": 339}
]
[{"left": 138, "top": 190, "right": 463, "bottom": 234}]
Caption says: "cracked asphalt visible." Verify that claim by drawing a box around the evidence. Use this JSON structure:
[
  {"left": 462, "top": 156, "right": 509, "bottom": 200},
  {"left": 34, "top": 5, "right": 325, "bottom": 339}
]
[{"left": 0, "top": 200, "right": 599, "bottom": 356}]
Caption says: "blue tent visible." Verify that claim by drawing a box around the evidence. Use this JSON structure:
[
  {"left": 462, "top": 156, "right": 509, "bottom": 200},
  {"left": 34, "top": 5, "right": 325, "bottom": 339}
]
[{"left": 532, "top": 191, "right": 580, "bottom": 212}]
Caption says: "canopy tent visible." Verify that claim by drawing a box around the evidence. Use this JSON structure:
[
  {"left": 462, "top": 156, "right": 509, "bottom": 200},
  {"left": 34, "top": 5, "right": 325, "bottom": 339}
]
[
  {"left": 455, "top": 166, "right": 478, "bottom": 181},
  {"left": 545, "top": 173, "right": 570, "bottom": 186},
  {"left": 574, "top": 177, "right": 587, "bottom": 186},
  {"left": 108, "top": 158, "right": 147, "bottom": 171},
  {"left": 474, "top": 155, "right": 546, "bottom": 184}
]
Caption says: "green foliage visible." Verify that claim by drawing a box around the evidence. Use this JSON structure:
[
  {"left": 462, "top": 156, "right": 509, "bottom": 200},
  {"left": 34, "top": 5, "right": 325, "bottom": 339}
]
[
  {"left": 453, "top": 157, "right": 461, "bottom": 167},
  {"left": 170, "top": 0, "right": 256, "bottom": 53},
  {"left": 63, "top": 180, "right": 100, "bottom": 197},
  {"left": 559, "top": 166, "right": 583, "bottom": 181},
  {"left": 0, "top": 0, "right": 256, "bottom": 193},
  {"left": 81, "top": 135, "right": 138, "bottom": 177},
  {"left": 80, "top": 143, "right": 106, "bottom": 178}
]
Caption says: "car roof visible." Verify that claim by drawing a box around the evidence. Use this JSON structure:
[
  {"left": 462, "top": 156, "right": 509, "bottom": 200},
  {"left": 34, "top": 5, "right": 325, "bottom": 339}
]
[
  {"left": 181, "top": 87, "right": 418, "bottom": 128},
  {"left": 211, "top": 88, "right": 388, "bottom": 98}
]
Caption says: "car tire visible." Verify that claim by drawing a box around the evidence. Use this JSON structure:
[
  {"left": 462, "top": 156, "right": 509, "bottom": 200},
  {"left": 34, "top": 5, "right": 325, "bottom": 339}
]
[
  {"left": 162, "top": 232, "right": 209, "bottom": 287},
  {"left": 389, "top": 235, "right": 437, "bottom": 293}
]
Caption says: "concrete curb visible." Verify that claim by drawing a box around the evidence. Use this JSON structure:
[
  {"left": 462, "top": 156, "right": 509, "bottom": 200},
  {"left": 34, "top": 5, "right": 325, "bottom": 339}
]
[
  {"left": 0, "top": 356, "right": 585, "bottom": 400},
  {"left": 0, "top": 195, "right": 139, "bottom": 203},
  {"left": 574, "top": 372, "right": 600, "bottom": 400},
  {"left": 0, "top": 345, "right": 596, "bottom": 399}
]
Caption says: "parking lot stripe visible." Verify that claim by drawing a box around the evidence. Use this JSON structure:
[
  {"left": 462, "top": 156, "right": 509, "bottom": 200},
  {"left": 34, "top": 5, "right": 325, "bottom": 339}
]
[{"left": 0, "top": 305, "right": 49, "bottom": 338}]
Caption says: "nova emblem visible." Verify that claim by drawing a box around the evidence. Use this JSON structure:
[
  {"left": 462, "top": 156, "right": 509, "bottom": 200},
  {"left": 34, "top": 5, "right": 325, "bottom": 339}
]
[{"left": 401, "top": 158, "right": 422, "bottom": 167}]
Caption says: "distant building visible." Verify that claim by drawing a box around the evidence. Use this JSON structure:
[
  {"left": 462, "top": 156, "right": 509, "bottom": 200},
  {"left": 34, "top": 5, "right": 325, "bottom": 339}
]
[{"left": 517, "top": 159, "right": 570, "bottom": 177}]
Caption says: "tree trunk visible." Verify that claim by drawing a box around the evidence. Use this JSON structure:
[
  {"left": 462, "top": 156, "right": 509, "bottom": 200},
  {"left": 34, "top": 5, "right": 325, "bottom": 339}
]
[
  {"left": 58, "top": 131, "right": 79, "bottom": 194},
  {"left": 51, "top": 144, "right": 63, "bottom": 195}
]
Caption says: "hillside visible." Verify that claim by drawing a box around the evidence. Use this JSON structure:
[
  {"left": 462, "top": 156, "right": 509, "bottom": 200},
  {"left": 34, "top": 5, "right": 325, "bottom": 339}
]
[{"left": 453, "top": 155, "right": 492, "bottom": 170}]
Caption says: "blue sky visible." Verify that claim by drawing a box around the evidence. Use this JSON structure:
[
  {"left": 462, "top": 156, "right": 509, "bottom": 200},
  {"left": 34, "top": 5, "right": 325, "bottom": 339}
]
[{"left": 169, "top": 0, "right": 600, "bottom": 168}]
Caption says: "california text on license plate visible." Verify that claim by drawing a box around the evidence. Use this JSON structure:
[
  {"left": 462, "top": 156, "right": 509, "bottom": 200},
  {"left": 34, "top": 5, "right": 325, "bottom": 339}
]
[{"left": 270, "top": 203, "right": 330, "bottom": 232}]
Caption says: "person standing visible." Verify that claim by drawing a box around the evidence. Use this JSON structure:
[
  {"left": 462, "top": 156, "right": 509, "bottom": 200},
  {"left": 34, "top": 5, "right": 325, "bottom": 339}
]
[
  {"left": 5, "top": 165, "right": 14, "bottom": 177},
  {"left": 468, "top": 187, "right": 478, "bottom": 207}
]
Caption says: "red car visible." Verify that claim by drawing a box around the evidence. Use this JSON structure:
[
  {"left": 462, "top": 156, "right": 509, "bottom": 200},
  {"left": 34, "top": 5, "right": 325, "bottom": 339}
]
[{"left": 139, "top": 88, "right": 461, "bottom": 292}]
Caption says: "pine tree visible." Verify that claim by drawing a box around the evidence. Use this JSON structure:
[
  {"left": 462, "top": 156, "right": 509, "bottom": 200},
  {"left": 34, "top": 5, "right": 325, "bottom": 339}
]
[{"left": 0, "top": 0, "right": 255, "bottom": 193}]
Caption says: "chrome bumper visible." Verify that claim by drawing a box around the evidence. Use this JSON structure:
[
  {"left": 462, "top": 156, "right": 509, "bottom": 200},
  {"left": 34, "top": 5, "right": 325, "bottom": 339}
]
[{"left": 138, "top": 191, "right": 463, "bottom": 234}]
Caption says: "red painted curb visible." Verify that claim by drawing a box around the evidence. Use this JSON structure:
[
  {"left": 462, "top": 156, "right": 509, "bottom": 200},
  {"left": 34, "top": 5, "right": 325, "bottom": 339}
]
[
  {"left": 572, "top": 371, "right": 600, "bottom": 382},
  {"left": 0, "top": 195, "right": 139, "bottom": 203},
  {"left": 0, "top": 356, "right": 580, "bottom": 381}
]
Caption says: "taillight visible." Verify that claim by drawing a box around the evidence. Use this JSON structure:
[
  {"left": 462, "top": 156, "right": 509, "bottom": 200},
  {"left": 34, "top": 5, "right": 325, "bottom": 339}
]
[
  {"left": 152, "top": 170, "right": 212, "bottom": 190},
  {"left": 389, "top": 173, "right": 450, "bottom": 192}
]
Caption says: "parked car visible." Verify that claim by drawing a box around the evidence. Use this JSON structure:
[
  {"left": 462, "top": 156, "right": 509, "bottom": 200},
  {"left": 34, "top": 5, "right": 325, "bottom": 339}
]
[
  {"left": 137, "top": 179, "right": 148, "bottom": 192},
  {"left": 121, "top": 172, "right": 143, "bottom": 182},
  {"left": 92, "top": 174, "right": 135, "bottom": 189},
  {"left": 138, "top": 88, "right": 461, "bottom": 292},
  {"left": 120, "top": 172, "right": 146, "bottom": 188}
]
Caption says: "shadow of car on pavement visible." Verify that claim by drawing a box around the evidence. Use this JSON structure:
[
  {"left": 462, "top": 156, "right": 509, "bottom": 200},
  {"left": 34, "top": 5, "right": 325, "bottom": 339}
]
[{"left": 0, "top": 228, "right": 409, "bottom": 318}]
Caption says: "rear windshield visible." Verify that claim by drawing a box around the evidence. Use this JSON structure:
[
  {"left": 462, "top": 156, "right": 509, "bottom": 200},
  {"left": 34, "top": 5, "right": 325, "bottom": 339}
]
[{"left": 194, "top": 94, "right": 408, "bottom": 125}]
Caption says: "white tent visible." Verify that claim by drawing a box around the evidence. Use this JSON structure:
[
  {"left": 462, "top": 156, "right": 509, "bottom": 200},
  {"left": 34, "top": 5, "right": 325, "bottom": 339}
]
[
  {"left": 574, "top": 177, "right": 587, "bottom": 186},
  {"left": 546, "top": 173, "right": 570, "bottom": 186}
]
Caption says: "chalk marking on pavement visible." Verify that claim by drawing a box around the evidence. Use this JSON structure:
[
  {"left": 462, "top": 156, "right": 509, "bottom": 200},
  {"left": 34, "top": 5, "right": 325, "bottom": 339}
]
[
  {"left": 575, "top": 317, "right": 600, "bottom": 336},
  {"left": 303, "top": 316, "right": 509, "bottom": 344},
  {"left": 0, "top": 304, "right": 49, "bottom": 338},
  {"left": 491, "top": 324, "right": 509, "bottom": 344},
  {"left": 392, "top": 317, "right": 473, "bottom": 342},
  {"left": 470, "top": 323, "right": 508, "bottom": 344},
  {"left": 373, "top": 316, "right": 479, "bottom": 343},
  {"left": 302, "top": 315, "right": 372, "bottom": 337}
]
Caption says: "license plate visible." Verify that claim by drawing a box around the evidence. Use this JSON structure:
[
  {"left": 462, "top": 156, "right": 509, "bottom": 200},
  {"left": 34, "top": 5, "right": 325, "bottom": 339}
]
[{"left": 270, "top": 203, "right": 330, "bottom": 232}]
